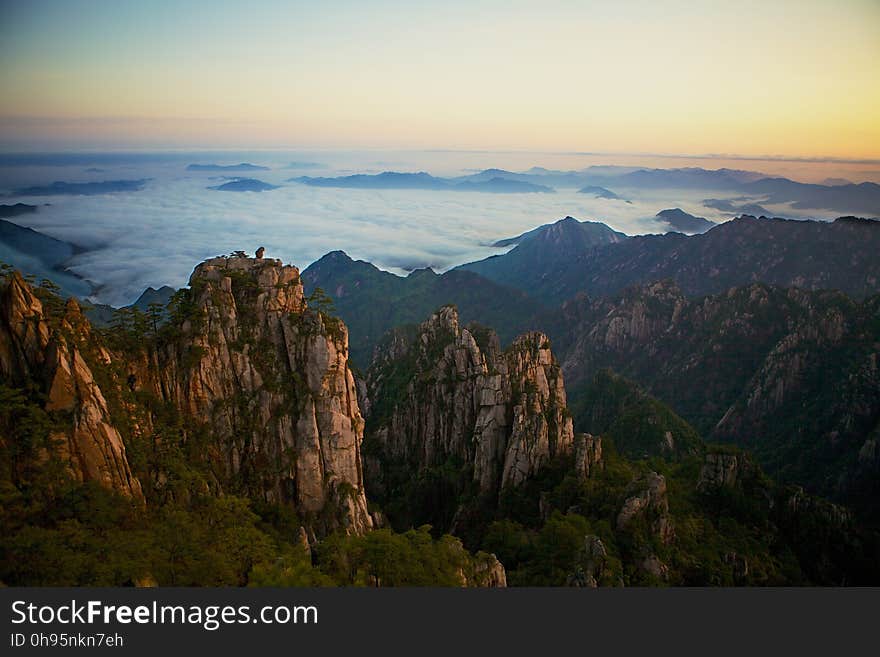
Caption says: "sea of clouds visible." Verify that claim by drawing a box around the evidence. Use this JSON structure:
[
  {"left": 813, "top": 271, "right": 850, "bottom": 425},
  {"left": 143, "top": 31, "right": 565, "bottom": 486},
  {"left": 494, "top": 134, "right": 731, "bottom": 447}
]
[{"left": 0, "top": 151, "right": 825, "bottom": 306}]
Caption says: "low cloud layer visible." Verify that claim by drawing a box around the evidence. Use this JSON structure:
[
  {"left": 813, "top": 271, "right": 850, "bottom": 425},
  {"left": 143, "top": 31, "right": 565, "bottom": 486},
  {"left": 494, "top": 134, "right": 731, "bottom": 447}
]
[{"left": 0, "top": 155, "right": 828, "bottom": 306}]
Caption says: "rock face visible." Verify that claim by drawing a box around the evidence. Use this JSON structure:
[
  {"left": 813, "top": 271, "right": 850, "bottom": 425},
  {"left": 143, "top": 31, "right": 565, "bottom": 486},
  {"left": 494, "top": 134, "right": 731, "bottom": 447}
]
[
  {"left": 697, "top": 452, "right": 743, "bottom": 491},
  {"left": 566, "top": 535, "right": 608, "bottom": 587},
  {"left": 0, "top": 273, "right": 144, "bottom": 501},
  {"left": 1, "top": 257, "right": 374, "bottom": 536},
  {"left": 137, "top": 256, "right": 373, "bottom": 535},
  {"left": 573, "top": 433, "right": 602, "bottom": 480},
  {"left": 364, "top": 306, "right": 577, "bottom": 503},
  {"left": 470, "top": 554, "right": 508, "bottom": 588},
  {"left": 696, "top": 451, "right": 764, "bottom": 493},
  {"left": 553, "top": 280, "right": 880, "bottom": 513},
  {"left": 616, "top": 472, "right": 674, "bottom": 544}
]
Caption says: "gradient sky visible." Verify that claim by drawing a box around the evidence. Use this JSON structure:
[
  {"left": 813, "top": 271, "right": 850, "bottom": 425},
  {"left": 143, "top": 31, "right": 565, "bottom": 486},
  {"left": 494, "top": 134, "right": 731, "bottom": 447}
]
[{"left": 1, "top": 0, "right": 878, "bottom": 157}]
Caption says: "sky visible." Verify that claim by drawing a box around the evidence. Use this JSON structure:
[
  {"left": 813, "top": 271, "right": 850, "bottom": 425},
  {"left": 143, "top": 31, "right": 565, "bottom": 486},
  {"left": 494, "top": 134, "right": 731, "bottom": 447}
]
[{"left": 1, "top": 0, "right": 878, "bottom": 158}]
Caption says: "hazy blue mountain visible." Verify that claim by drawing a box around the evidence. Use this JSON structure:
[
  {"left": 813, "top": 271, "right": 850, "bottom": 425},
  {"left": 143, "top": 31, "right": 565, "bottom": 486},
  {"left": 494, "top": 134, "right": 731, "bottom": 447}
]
[
  {"left": 208, "top": 178, "right": 279, "bottom": 192},
  {"left": 187, "top": 163, "right": 270, "bottom": 171},
  {"left": 703, "top": 198, "right": 771, "bottom": 216},
  {"left": 742, "top": 178, "right": 880, "bottom": 215},
  {"left": 289, "top": 165, "right": 877, "bottom": 212},
  {"left": 577, "top": 185, "right": 626, "bottom": 201},
  {"left": 612, "top": 167, "right": 766, "bottom": 190},
  {"left": 284, "top": 161, "right": 324, "bottom": 169},
  {"left": 452, "top": 168, "right": 522, "bottom": 182},
  {"left": 0, "top": 203, "right": 38, "bottom": 218},
  {"left": 10, "top": 180, "right": 148, "bottom": 196},
  {"left": 294, "top": 171, "right": 553, "bottom": 193},
  {"left": 655, "top": 208, "right": 715, "bottom": 234},
  {"left": 294, "top": 171, "right": 450, "bottom": 190},
  {"left": 491, "top": 223, "right": 554, "bottom": 247},
  {"left": 0, "top": 219, "right": 90, "bottom": 297},
  {"left": 452, "top": 177, "right": 553, "bottom": 193},
  {"left": 459, "top": 215, "right": 880, "bottom": 305},
  {"left": 460, "top": 216, "right": 627, "bottom": 295},
  {"left": 0, "top": 218, "right": 78, "bottom": 267},
  {"left": 455, "top": 165, "right": 644, "bottom": 188},
  {"left": 454, "top": 167, "right": 599, "bottom": 188}
]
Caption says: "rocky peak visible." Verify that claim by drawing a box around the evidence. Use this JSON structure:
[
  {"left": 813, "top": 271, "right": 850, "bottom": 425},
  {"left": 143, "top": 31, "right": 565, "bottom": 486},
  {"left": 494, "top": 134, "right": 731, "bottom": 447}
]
[
  {"left": 365, "top": 306, "right": 582, "bottom": 514},
  {"left": 189, "top": 255, "right": 305, "bottom": 315},
  {"left": 142, "top": 255, "right": 372, "bottom": 535},
  {"left": 0, "top": 271, "right": 144, "bottom": 502},
  {"left": 423, "top": 304, "right": 460, "bottom": 338},
  {"left": 0, "top": 272, "right": 50, "bottom": 379}
]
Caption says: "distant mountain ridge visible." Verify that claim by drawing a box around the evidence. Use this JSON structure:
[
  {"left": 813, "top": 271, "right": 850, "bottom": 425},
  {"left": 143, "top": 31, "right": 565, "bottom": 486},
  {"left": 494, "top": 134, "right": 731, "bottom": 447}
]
[
  {"left": 208, "top": 178, "right": 279, "bottom": 192},
  {"left": 0, "top": 203, "right": 38, "bottom": 218},
  {"left": 577, "top": 185, "right": 627, "bottom": 201},
  {"left": 655, "top": 208, "right": 715, "bottom": 234},
  {"left": 10, "top": 179, "right": 149, "bottom": 196},
  {"left": 462, "top": 217, "right": 627, "bottom": 296},
  {"left": 0, "top": 218, "right": 90, "bottom": 297},
  {"left": 458, "top": 215, "right": 880, "bottom": 305},
  {"left": 187, "top": 163, "right": 269, "bottom": 171},
  {"left": 293, "top": 171, "right": 553, "bottom": 193},
  {"left": 321, "top": 165, "right": 880, "bottom": 215}
]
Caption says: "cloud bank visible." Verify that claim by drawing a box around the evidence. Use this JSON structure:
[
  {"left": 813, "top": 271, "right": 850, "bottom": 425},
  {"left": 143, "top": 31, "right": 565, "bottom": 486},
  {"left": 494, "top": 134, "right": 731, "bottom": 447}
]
[{"left": 0, "top": 155, "right": 832, "bottom": 306}]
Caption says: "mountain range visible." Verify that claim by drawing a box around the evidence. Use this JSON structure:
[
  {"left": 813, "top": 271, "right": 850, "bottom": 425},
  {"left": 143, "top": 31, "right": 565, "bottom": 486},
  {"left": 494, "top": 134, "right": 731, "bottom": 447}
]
[
  {"left": 9, "top": 179, "right": 149, "bottom": 196},
  {"left": 293, "top": 171, "right": 554, "bottom": 194},
  {"left": 2, "top": 195, "right": 880, "bottom": 587},
  {"left": 187, "top": 163, "right": 269, "bottom": 171},
  {"left": 288, "top": 166, "right": 880, "bottom": 214},
  {"left": 458, "top": 215, "right": 880, "bottom": 305},
  {"left": 0, "top": 216, "right": 90, "bottom": 297},
  {"left": 3, "top": 255, "right": 877, "bottom": 586},
  {"left": 295, "top": 213, "right": 880, "bottom": 523},
  {"left": 0, "top": 203, "right": 38, "bottom": 218}
]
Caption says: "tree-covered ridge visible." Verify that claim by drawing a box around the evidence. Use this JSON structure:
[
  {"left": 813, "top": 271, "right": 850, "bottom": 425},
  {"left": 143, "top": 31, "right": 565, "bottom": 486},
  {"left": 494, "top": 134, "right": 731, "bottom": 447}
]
[
  {"left": 569, "top": 369, "right": 703, "bottom": 461},
  {"left": 551, "top": 280, "right": 880, "bottom": 517},
  {"left": 301, "top": 250, "right": 544, "bottom": 368}
]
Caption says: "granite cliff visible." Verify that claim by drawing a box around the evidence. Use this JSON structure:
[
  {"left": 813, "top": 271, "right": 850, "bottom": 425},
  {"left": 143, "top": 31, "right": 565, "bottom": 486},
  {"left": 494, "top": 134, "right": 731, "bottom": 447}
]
[
  {"left": 0, "top": 256, "right": 374, "bottom": 536},
  {"left": 361, "top": 306, "right": 599, "bottom": 532},
  {"left": 0, "top": 273, "right": 144, "bottom": 501}
]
